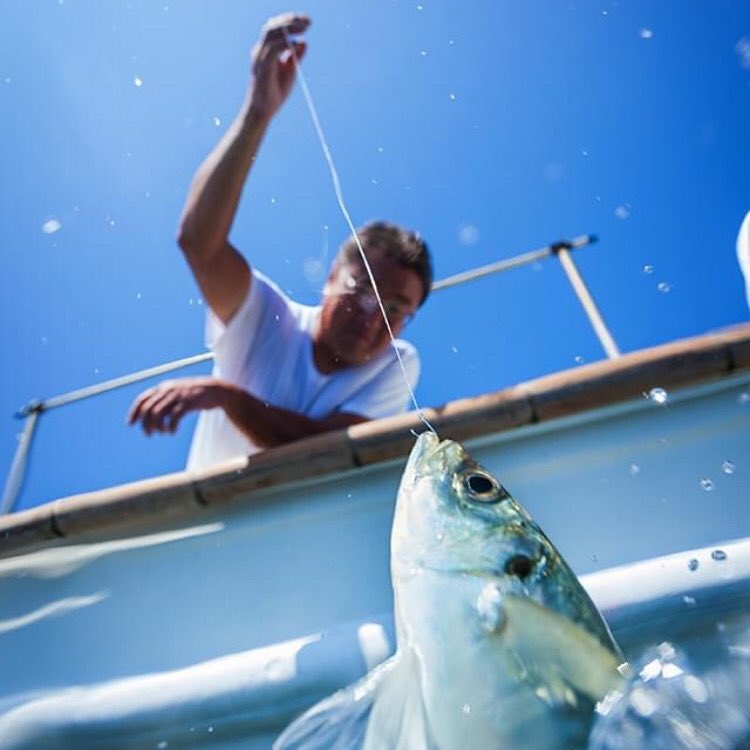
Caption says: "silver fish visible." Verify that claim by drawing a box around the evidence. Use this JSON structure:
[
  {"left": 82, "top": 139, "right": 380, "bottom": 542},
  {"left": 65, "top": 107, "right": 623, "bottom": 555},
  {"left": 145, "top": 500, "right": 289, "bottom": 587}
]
[{"left": 274, "top": 432, "right": 624, "bottom": 749}]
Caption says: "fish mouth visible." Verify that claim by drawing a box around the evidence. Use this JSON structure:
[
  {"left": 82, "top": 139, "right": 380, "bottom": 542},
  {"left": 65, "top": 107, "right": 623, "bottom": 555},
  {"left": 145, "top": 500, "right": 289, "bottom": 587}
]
[{"left": 405, "top": 431, "right": 463, "bottom": 480}]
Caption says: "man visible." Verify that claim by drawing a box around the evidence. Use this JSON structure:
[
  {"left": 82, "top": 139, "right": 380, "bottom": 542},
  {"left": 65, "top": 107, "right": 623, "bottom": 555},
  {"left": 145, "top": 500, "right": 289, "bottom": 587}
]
[{"left": 128, "top": 13, "right": 432, "bottom": 470}]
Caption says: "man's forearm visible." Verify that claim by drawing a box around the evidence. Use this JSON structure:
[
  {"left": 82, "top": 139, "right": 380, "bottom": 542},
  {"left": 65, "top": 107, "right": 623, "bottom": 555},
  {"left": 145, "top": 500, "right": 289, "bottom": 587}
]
[
  {"left": 217, "top": 382, "right": 366, "bottom": 448},
  {"left": 177, "top": 103, "right": 271, "bottom": 262}
]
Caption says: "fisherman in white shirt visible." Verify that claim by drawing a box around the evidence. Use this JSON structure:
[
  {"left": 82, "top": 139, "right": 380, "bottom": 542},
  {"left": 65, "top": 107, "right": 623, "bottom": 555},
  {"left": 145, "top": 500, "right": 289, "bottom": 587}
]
[{"left": 127, "top": 13, "right": 433, "bottom": 470}]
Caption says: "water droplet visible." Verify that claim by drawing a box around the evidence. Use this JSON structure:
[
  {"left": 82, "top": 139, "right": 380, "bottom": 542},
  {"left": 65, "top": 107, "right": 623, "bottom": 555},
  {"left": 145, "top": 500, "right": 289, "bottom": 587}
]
[
  {"left": 699, "top": 477, "right": 714, "bottom": 492},
  {"left": 657, "top": 281, "right": 671, "bottom": 293},
  {"left": 688, "top": 558, "right": 699, "bottom": 571},
  {"left": 722, "top": 460, "right": 735, "bottom": 475},
  {"left": 639, "top": 28, "right": 654, "bottom": 39},
  {"left": 436, "top": 532, "right": 444, "bottom": 542},
  {"left": 207, "top": 726, "right": 214, "bottom": 733},
  {"left": 371, "top": 178, "right": 378, "bottom": 185},
  {"left": 614, "top": 204, "right": 630, "bottom": 220},
  {"left": 601, "top": 9, "right": 608, "bottom": 16},
  {"left": 448, "top": 39, "right": 455, "bottom": 46},
  {"left": 574, "top": 355, "right": 585, "bottom": 364},
  {"left": 420, "top": 50, "right": 428, "bottom": 57},
  {"left": 581, "top": 149, "right": 589, "bottom": 157},
  {"left": 212, "top": 116, "right": 221, "bottom": 127},
  {"left": 647, "top": 387, "right": 669, "bottom": 404},
  {"left": 462, "top": 703, "right": 471, "bottom": 715},
  {"left": 3, "top": 77, "right": 11, "bottom": 84},
  {"left": 591, "top": 553, "right": 599, "bottom": 562},
  {"left": 347, "top": 493, "right": 352, "bottom": 499},
  {"left": 136, "top": 292, "right": 142, "bottom": 299},
  {"left": 739, "top": 392, "right": 750, "bottom": 404},
  {"left": 156, "top": 742, "right": 168, "bottom": 749},
  {"left": 683, "top": 595, "right": 696, "bottom": 606},
  {"left": 41, "top": 219, "right": 62, "bottom": 234},
  {"left": 270, "top": 197, "right": 276, "bottom": 204},
  {"left": 133, "top": 75, "right": 143, "bottom": 87},
  {"left": 642, "top": 264, "right": 654, "bottom": 274},
  {"left": 711, "top": 549, "right": 727, "bottom": 561},
  {"left": 458, "top": 224, "right": 479, "bottom": 246},
  {"left": 449, "top": 92, "right": 456, "bottom": 101},
  {"left": 274, "top": 314, "right": 280, "bottom": 322},
  {"left": 629, "top": 463, "right": 641, "bottom": 476},
  {"left": 451, "top": 345, "right": 458, "bottom": 354}
]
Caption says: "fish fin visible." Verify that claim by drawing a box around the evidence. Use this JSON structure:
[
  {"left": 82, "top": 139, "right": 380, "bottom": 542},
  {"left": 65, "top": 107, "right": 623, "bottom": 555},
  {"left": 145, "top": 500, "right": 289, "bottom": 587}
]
[
  {"left": 503, "top": 595, "right": 624, "bottom": 701},
  {"left": 363, "top": 646, "right": 435, "bottom": 750},
  {"left": 273, "top": 649, "right": 435, "bottom": 750}
]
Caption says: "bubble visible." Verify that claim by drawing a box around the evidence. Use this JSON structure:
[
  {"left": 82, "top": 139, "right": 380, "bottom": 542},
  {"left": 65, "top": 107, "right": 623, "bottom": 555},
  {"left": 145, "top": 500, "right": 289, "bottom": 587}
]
[
  {"left": 591, "top": 554, "right": 599, "bottom": 563},
  {"left": 639, "top": 28, "right": 654, "bottom": 39},
  {"left": 270, "top": 197, "right": 276, "bottom": 204},
  {"left": 629, "top": 463, "right": 641, "bottom": 476},
  {"left": 449, "top": 92, "right": 456, "bottom": 101},
  {"left": 614, "top": 204, "right": 630, "bottom": 220},
  {"left": 212, "top": 116, "right": 221, "bottom": 127},
  {"left": 462, "top": 704, "right": 471, "bottom": 715},
  {"left": 41, "top": 219, "right": 62, "bottom": 234},
  {"left": 416, "top": 3, "right": 423, "bottom": 9},
  {"left": 458, "top": 224, "right": 479, "bottom": 246},
  {"left": 581, "top": 149, "right": 589, "bottom": 157},
  {"left": 711, "top": 549, "right": 727, "bottom": 561},
  {"left": 136, "top": 292, "right": 142, "bottom": 299},
  {"left": 451, "top": 345, "right": 458, "bottom": 354},
  {"left": 722, "top": 460, "right": 735, "bottom": 475},
  {"left": 739, "top": 392, "right": 750, "bottom": 404},
  {"left": 642, "top": 264, "right": 654, "bottom": 274},
  {"left": 699, "top": 477, "right": 714, "bottom": 492},
  {"left": 687, "top": 558, "right": 699, "bottom": 571},
  {"left": 133, "top": 75, "right": 143, "bottom": 87},
  {"left": 207, "top": 726, "right": 214, "bottom": 733},
  {"left": 3, "top": 77, "right": 11, "bottom": 84},
  {"left": 735, "top": 37, "right": 750, "bottom": 69},
  {"left": 647, "top": 387, "right": 669, "bottom": 404},
  {"left": 657, "top": 281, "right": 671, "bottom": 293},
  {"left": 683, "top": 595, "right": 696, "bottom": 606},
  {"left": 274, "top": 314, "right": 280, "bottom": 322},
  {"left": 420, "top": 50, "right": 428, "bottom": 57},
  {"left": 156, "top": 742, "right": 168, "bottom": 749},
  {"left": 574, "top": 355, "right": 585, "bottom": 363}
]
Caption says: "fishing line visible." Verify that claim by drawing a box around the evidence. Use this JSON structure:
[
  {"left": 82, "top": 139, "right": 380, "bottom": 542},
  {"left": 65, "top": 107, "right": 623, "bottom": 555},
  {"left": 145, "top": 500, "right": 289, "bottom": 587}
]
[{"left": 286, "top": 36, "right": 436, "bottom": 436}]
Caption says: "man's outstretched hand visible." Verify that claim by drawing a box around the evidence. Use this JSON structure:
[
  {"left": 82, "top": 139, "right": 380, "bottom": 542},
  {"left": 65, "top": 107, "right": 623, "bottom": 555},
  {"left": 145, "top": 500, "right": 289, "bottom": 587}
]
[
  {"left": 248, "top": 12, "right": 311, "bottom": 121},
  {"left": 127, "top": 377, "right": 226, "bottom": 435}
]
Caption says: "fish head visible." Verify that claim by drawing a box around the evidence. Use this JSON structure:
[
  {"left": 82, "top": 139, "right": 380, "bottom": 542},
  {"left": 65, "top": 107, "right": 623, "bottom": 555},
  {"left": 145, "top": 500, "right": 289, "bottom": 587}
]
[{"left": 392, "top": 431, "right": 618, "bottom": 654}]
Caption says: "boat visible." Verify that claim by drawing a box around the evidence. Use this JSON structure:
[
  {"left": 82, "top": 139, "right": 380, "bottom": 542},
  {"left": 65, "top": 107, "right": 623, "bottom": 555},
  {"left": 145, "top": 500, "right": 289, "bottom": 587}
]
[{"left": 0, "top": 322, "right": 748, "bottom": 748}]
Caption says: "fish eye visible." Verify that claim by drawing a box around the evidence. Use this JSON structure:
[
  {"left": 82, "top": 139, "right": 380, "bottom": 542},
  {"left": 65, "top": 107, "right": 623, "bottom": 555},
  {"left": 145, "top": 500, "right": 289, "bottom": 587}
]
[{"left": 464, "top": 472, "right": 500, "bottom": 501}]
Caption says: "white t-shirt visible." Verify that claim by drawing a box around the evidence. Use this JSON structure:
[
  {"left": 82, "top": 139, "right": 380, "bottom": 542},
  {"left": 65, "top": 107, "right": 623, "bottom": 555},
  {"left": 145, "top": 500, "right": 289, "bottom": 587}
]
[
  {"left": 737, "top": 211, "right": 750, "bottom": 309},
  {"left": 187, "top": 271, "right": 420, "bottom": 470}
]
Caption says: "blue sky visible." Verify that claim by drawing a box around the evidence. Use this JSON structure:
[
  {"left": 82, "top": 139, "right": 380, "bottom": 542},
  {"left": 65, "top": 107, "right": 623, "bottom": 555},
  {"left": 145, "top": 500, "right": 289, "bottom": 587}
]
[{"left": 1, "top": 0, "right": 749, "bottom": 510}]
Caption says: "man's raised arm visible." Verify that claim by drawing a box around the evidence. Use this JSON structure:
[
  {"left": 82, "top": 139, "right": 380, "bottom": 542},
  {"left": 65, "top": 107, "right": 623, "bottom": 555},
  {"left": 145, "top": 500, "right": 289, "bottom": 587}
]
[{"left": 177, "top": 13, "right": 310, "bottom": 323}]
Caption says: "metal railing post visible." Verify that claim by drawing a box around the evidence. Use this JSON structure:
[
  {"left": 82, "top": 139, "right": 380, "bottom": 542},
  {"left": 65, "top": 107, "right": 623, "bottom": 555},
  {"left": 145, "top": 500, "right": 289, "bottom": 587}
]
[
  {"left": 554, "top": 243, "right": 621, "bottom": 360},
  {"left": 1, "top": 406, "right": 42, "bottom": 514}
]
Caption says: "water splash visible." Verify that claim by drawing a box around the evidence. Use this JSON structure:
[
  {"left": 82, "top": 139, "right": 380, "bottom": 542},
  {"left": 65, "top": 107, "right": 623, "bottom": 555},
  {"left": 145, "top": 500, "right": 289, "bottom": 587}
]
[
  {"left": 41, "top": 219, "right": 62, "bottom": 234},
  {"left": 646, "top": 387, "right": 669, "bottom": 405}
]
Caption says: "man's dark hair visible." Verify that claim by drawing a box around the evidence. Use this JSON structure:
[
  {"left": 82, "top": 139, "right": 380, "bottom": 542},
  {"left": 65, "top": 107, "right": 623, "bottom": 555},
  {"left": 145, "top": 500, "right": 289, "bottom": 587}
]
[{"left": 338, "top": 221, "right": 433, "bottom": 307}]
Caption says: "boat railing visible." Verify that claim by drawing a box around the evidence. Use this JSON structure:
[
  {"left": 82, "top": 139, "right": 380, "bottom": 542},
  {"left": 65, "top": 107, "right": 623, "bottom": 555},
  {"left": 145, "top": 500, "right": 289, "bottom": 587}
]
[{"left": 2, "top": 234, "right": 613, "bottom": 515}]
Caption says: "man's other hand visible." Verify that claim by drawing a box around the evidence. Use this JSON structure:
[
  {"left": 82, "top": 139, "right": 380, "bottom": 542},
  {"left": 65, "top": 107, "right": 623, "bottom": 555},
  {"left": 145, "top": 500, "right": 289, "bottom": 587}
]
[
  {"left": 127, "top": 377, "right": 226, "bottom": 435},
  {"left": 248, "top": 12, "right": 311, "bottom": 121}
]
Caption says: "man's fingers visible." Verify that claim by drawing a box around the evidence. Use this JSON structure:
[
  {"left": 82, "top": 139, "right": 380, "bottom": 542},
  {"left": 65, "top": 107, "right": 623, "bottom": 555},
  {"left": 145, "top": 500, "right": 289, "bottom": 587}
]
[
  {"left": 127, "top": 388, "right": 155, "bottom": 425},
  {"left": 262, "top": 13, "right": 311, "bottom": 40},
  {"left": 167, "top": 403, "right": 188, "bottom": 434}
]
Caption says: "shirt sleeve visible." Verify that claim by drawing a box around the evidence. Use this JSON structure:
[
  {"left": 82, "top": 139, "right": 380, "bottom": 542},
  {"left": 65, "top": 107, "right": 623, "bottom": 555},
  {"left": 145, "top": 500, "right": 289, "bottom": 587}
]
[
  {"left": 337, "top": 343, "right": 421, "bottom": 420},
  {"left": 204, "top": 271, "right": 292, "bottom": 383}
]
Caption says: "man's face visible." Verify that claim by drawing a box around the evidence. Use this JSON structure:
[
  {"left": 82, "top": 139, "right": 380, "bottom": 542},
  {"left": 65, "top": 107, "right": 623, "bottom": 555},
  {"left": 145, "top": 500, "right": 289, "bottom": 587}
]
[{"left": 316, "top": 250, "right": 424, "bottom": 369}]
